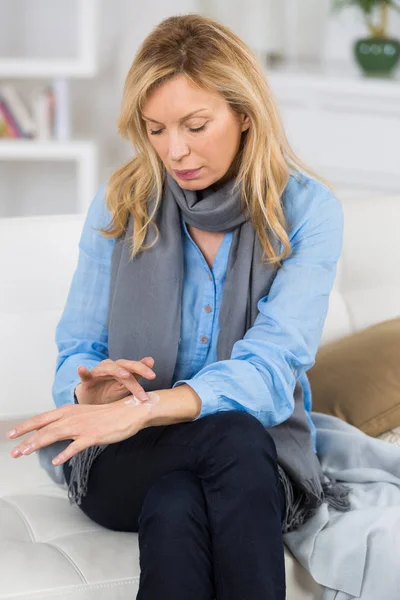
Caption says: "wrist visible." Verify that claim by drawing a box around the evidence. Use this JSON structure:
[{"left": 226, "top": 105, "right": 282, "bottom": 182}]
[
  {"left": 137, "top": 385, "right": 202, "bottom": 428},
  {"left": 74, "top": 382, "right": 90, "bottom": 405},
  {"left": 74, "top": 383, "right": 83, "bottom": 404}
]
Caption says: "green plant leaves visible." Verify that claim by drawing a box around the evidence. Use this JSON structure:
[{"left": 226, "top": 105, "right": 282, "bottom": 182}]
[{"left": 332, "top": 0, "right": 400, "bottom": 13}]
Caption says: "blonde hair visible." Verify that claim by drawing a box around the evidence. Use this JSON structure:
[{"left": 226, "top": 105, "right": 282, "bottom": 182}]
[{"left": 98, "top": 13, "right": 330, "bottom": 267}]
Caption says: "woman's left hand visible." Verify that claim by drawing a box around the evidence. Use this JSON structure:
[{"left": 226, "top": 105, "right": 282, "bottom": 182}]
[{"left": 6, "top": 396, "right": 149, "bottom": 466}]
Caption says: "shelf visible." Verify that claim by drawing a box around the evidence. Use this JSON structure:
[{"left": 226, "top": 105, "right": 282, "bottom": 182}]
[
  {"left": 0, "top": 58, "right": 96, "bottom": 79},
  {"left": 0, "top": 0, "right": 98, "bottom": 217},
  {"left": 0, "top": 139, "right": 98, "bottom": 212},
  {"left": 0, "top": 0, "right": 97, "bottom": 79},
  {"left": 265, "top": 61, "right": 400, "bottom": 100},
  {"left": 0, "top": 139, "right": 95, "bottom": 160}
]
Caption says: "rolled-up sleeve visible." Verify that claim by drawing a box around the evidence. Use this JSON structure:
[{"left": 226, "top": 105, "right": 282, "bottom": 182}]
[{"left": 173, "top": 180, "right": 344, "bottom": 426}]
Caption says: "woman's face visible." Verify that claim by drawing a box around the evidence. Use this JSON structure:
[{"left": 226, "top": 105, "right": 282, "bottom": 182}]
[{"left": 142, "top": 74, "right": 250, "bottom": 189}]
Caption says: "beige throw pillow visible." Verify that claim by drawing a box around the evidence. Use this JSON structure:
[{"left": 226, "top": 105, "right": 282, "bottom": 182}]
[{"left": 307, "top": 318, "right": 400, "bottom": 437}]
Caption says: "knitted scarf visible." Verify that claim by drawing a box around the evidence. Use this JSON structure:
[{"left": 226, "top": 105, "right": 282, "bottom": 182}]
[{"left": 64, "top": 170, "right": 351, "bottom": 532}]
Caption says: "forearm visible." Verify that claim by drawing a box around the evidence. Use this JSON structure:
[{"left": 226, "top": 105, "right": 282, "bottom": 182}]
[{"left": 138, "top": 384, "right": 202, "bottom": 428}]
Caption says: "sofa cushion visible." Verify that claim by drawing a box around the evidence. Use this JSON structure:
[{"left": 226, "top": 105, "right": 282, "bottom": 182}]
[{"left": 308, "top": 317, "right": 400, "bottom": 437}]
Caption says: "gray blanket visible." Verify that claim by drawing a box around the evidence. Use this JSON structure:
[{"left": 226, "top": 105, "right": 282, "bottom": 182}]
[
  {"left": 38, "top": 412, "right": 400, "bottom": 598},
  {"left": 284, "top": 412, "right": 400, "bottom": 599}
]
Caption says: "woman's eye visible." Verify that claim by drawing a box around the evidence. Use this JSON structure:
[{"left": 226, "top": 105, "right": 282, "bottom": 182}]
[
  {"left": 188, "top": 124, "right": 206, "bottom": 133},
  {"left": 149, "top": 124, "right": 207, "bottom": 136}
]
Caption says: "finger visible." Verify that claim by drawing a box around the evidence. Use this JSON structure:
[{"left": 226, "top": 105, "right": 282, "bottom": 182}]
[
  {"left": 88, "top": 361, "right": 155, "bottom": 400},
  {"left": 113, "top": 375, "right": 151, "bottom": 402},
  {"left": 51, "top": 439, "right": 88, "bottom": 466},
  {"left": 115, "top": 359, "right": 156, "bottom": 380},
  {"left": 10, "top": 434, "right": 37, "bottom": 457},
  {"left": 140, "top": 357, "right": 155, "bottom": 368},
  {"left": 77, "top": 365, "right": 93, "bottom": 382},
  {"left": 10, "top": 427, "right": 61, "bottom": 458},
  {"left": 112, "top": 362, "right": 156, "bottom": 400},
  {"left": 10, "top": 413, "right": 82, "bottom": 458},
  {"left": 6, "top": 407, "right": 66, "bottom": 439},
  {"left": 90, "top": 359, "right": 156, "bottom": 381}
]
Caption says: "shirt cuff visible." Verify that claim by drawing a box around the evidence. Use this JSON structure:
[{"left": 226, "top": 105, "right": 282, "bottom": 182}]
[
  {"left": 69, "top": 378, "right": 81, "bottom": 405},
  {"left": 172, "top": 377, "right": 220, "bottom": 420}
]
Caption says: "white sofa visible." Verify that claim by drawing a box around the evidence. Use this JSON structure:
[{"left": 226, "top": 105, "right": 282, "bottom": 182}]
[{"left": 1, "top": 193, "right": 400, "bottom": 600}]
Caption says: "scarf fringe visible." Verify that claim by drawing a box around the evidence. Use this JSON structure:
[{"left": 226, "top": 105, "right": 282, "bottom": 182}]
[
  {"left": 277, "top": 465, "right": 352, "bottom": 534},
  {"left": 66, "top": 444, "right": 107, "bottom": 506},
  {"left": 322, "top": 475, "right": 352, "bottom": 512}
]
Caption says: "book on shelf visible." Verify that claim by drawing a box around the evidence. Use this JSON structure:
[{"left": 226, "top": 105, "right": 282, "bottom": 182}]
[
  {"left": 0, "top": 108, "right": 8, "bottom": 137},
  {"left": 0, "top": 98, "right": 25, "bottom": 137},
  {"left": 0, "top": 79, "right": 71, "bottom": 141},
  {"left": 32, "top": 85, "right": 53, "bottom": 141},
  {"left": 0, "top": 84, "right": 36, "bottom": 138},
  {"left": 52, "top": 78, "right": 70, "bottom": 141}
]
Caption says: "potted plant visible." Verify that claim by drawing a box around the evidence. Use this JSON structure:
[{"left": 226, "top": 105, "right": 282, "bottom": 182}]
[{"left": 333, "top": 0, "right": 400, "bottom": 76}]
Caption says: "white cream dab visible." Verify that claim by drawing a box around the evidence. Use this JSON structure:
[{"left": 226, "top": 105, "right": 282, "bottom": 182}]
[{"left": 124, "top": 391, "right": 160, "bottom": 407}]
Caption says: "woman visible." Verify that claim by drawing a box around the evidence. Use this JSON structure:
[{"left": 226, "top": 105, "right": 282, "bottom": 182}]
[{"left": 7, "top": 14, "right": 348, "bottom": 600}]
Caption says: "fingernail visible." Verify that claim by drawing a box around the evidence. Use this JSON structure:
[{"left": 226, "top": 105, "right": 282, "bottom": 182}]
[
  {"left": 7, "top": 429, "right": 16, "bottom": 438},
  {"left": 138, "top": 391, "right": 150, "bottom": 401}
]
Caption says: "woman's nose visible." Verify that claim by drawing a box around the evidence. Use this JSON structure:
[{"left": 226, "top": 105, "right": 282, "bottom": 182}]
[{"left": 169, "top": 134, "right": 190, "bottom": 161}]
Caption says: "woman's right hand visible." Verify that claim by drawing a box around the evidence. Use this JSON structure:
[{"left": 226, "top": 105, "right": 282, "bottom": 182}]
[{"left": 74, "top": 357, "right": 157, "bottom": 405}]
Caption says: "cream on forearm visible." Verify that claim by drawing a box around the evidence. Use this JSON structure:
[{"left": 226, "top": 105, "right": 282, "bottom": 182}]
[
  {"left": 124, "top": 391, "right": 160, "bottom": 407},
  {"left": 125, "top": 385, "right": 201, "bottom": 427}
]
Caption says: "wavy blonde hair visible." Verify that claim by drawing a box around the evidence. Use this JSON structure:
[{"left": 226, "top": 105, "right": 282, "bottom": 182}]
[{"left": 98, "top": 13, "right": 330, "bottom": 267}]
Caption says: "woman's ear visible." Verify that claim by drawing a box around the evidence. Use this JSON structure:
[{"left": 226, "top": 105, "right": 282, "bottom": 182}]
[{"left": 241, "top": 113, "right": 250, "bottom": 132}]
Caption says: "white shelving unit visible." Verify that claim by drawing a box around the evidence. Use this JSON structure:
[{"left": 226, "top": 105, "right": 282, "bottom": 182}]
[
  {"left": 266, "top": 62, "right": 400, "bottom": 196},
  {"left": 0, "top": 0, "right": 96, "bottom": 79},
  {"left": 267, "top": 61, "right": 400, "bottom": 101},
  {"left": 0, "top": 0, "right": 98, "bottom": 215},
  {"left": 0, "top": 139, "right": 97, "bottom": 212}
]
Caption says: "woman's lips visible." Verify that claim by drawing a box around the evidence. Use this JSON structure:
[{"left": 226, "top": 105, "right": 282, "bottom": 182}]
[{"left": 174, "top": 167, "right": 203, "bottom": 180}]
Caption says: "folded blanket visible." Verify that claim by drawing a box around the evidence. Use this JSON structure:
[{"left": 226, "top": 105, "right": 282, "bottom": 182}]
[
  {"left": 284, "top": 412, "right": 400, "bottom": 599},
  {"left": 38, "top": 412, "right": 400, "bottom": 598}
]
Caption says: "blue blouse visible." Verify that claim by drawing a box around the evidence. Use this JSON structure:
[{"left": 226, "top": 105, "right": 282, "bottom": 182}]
[{"left": 52, "top": 173, "right": 344, "bottom": 452}]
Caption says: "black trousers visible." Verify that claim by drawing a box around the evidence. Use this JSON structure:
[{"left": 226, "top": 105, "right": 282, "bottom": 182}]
[{"left": 63, "top": 410, "right": 287, "bottom": 600}]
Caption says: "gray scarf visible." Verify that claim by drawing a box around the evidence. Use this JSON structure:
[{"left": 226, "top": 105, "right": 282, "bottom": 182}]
[{"left": 64, "top": 170, "right": 351, "bottom": 532}]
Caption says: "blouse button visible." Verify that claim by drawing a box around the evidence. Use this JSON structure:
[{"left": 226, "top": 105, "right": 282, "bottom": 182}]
[
  {"left": 200, "top": 335, "right": 209, "bottom": 344},
  {"left": 208, "top": 273, "right": 213, "bottom": 281},
  {"left": 204, "top": 304, "right": 213, "bottom": 313}
]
